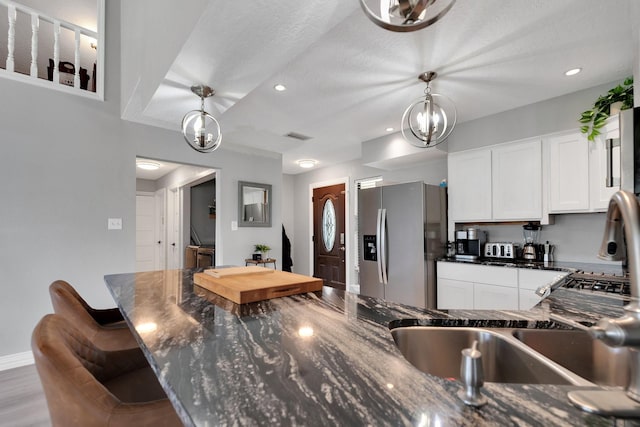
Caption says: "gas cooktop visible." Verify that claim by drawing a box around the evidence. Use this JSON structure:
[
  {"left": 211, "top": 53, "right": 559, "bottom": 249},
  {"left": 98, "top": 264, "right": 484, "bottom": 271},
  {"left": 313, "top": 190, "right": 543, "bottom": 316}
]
[{"left": 563, "top": 271, "right": 631, "bottom": 296}]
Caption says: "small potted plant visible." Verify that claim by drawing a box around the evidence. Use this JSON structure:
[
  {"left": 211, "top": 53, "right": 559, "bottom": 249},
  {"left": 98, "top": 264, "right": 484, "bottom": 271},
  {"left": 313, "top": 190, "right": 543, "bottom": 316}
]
[
  {"left": 254, "top": 244, "right": 271, "bottom": 260},
  {"left": 579, "top": 76, "right": 633, "bottom": 141}
]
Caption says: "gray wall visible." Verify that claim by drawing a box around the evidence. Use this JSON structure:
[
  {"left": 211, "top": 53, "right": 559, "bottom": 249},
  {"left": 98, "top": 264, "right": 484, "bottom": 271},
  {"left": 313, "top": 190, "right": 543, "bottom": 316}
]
[
  {"left": 0, "top": 0, "right": 281, "bottom": 358},
  {"left": 136, "top": 178, "right": 156, "bottom": 192}
]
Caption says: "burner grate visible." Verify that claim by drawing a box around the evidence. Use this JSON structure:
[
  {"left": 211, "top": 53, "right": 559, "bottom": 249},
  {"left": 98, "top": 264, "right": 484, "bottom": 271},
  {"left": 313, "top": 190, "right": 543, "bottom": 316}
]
[{"left": 563, "top": 273, "right": 630, "bottom": 295}]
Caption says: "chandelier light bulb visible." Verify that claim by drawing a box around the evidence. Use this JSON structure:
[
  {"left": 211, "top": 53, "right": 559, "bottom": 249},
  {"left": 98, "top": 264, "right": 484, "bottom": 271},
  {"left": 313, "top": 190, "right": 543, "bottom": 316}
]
[{"left": 181, "top": 85, "right": 222, "bottom": 153}]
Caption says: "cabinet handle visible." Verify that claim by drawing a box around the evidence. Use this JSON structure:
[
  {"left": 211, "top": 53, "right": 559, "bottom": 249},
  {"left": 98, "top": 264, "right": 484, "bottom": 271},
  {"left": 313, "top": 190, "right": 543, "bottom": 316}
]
[
  {"left": 606, "top": 138, "right": 620, "bottom": 188},
  {"left": 157, "top": 241, "right": 162, "bottom": 244}
]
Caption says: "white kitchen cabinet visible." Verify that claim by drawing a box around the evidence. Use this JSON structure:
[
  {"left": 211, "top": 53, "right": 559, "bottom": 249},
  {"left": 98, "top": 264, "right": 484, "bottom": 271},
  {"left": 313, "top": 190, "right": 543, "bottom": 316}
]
[
  {"left": 492, "top": 139, "right": 542, "bottom": 220},
  {"left": 448, "top": 149, "right": 492, "bottom": 222},
  {"left": 546, "top": 118, "right": 620, "bottom": 214},
  {"left": 518, "top": 269, "right": 568, "bottom": 309},
  {"left": 437, "top": 262, "right": 519, "bottom": 310},
  {"left": 437, "top": 278, "right": 474, "bottom": 309},
  {"left": 547, "top": 131, "right": 590, "bottom": 213},
  {"left": 474, "top": 283, "right": 519, "bottom": 310},
  {"left": 437, "top": 262, "right": 568, "bottom": 310},
  {"left": 448, "top": 139, "right": 542, "bottom": 225}
]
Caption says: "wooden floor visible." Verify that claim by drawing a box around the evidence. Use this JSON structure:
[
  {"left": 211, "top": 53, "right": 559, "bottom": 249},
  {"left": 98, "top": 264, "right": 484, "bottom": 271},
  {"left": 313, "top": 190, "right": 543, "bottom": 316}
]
[{"left": 0, "top": 365, "right": 50, "bottom": 427}]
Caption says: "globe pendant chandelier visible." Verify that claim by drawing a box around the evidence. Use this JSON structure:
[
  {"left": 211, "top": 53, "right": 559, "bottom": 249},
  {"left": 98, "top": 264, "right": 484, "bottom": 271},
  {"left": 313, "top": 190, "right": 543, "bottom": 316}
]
[
  {"left": 181, "top": 85, "right": 222, "bottom": 153},
  {"left": 401, "top": 71, "right": 456, "bottom": 148},
  {"left": 359, "top": 0, "right": 456, "bottom": 32}
]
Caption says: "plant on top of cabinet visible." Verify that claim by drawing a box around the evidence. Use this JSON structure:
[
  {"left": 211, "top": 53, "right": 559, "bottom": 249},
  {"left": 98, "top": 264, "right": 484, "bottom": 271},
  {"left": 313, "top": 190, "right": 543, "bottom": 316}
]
[{"left": 579, "top": 76, "right": 633, "bottom": 142}]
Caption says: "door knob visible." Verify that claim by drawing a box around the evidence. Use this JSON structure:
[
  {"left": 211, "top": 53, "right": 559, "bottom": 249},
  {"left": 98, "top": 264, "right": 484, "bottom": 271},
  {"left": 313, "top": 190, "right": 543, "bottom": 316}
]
[{"left": 339, "top": 247, "right": 346, "bottom": 251}]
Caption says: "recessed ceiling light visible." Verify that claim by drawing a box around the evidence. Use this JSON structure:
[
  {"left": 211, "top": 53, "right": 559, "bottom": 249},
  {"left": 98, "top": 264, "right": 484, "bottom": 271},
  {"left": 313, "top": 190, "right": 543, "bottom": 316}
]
[
  {"left": 564, "top": 68, "right": 582, "bottom": 76},
  {"left": 296, "top": 159, "right": 317, "bottom": 169},
  {"left": 385, "top": 127, "right": 394, "bottom": 132},
  {"left": 274, "top": 84, "right": 287, "bottom": 92},
  {"left": 136, "top": 161, "right": 161, "bottom": 170}
]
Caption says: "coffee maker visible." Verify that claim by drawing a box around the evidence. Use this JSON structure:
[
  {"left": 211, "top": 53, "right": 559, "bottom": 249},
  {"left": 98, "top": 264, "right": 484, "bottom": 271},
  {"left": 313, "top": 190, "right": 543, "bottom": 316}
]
[
  {"left": 455, "top": 228, "right": 486, "bottom": 260},
  {"left": 522, "top": 222, "right": 540, "bottom": 261}
]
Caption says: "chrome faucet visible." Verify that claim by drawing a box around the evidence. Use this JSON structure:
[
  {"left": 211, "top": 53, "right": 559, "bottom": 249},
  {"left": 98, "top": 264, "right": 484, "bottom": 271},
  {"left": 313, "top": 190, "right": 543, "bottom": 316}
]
[{"left": 569, "top": 190, "right": 640, "bottom": 415}]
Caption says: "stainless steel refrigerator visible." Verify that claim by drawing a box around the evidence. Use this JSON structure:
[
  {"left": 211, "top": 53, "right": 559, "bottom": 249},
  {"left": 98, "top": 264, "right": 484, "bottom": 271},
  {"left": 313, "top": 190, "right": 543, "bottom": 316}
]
[{"left": 358, "top": 182, "right": 446, "bottom": 309}]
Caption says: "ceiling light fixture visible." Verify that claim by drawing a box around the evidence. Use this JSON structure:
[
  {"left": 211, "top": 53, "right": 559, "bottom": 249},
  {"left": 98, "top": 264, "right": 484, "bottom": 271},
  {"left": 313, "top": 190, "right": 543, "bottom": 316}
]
[
  {"left": 386, "top": 127, "right": 395, "bottom": 132},
  {"left": 565, "top": 67, "right": 582, "bottom": 76},
  {"left": 359, "top": 0, "right": 456, "bottom": 32},
  {"left": 401, "top": 71, "right": 456, "bottom": 148},
  {"left": 136, "top": 161, "right": 161, "bottom": 171},
  {"left": 181, "top": 85, "right": 222, "bottom": 153},
  {"left": 297, "top": 159, "right": 318, "bottom": 169},
  {"left": 274, "top": 84, "right": 287, "bottom": 92}
]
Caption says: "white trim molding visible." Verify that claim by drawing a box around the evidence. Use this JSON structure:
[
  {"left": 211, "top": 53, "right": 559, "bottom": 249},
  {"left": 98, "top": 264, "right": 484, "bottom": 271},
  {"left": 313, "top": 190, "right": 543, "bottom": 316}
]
[{"left": 0, "top": 351, "right": 34, "bottom": 371}]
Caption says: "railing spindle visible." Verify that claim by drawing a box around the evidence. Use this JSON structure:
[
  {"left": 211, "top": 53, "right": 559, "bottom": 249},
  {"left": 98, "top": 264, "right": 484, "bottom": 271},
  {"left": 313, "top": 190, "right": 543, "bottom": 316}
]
[
  {"left": 6, "top": 5, "right": 16, "bottom": 73},
  {"left": 53, "top": 21, "right": 60, "bottom": 84},
  {"left": 30, "top": 13, "right": 39, "bottom": 77},
  {"left": 74, "top": 28, "right": 80, "bottom": 88}
]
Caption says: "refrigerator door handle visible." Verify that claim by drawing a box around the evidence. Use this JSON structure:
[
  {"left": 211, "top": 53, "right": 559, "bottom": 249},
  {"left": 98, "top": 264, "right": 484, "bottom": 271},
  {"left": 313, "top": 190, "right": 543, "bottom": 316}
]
[
  {"left": 376, "top": 208, "right": 383, "bottom": 284},
  {"left": 380, "top": 208, "right": 388, "bottom": 285}
]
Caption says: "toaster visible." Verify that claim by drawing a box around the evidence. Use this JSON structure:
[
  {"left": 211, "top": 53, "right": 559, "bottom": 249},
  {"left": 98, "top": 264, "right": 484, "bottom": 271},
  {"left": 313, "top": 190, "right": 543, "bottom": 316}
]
[{"left": 484, "top": 242, "right": 517, "bottom": 259}]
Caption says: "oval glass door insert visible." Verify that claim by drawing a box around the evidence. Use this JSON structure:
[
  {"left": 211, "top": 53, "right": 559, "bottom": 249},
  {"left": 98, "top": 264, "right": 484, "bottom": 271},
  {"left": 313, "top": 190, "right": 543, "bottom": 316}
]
[{"left": 322, "top": 199, "right": 336, "bottom": 251}]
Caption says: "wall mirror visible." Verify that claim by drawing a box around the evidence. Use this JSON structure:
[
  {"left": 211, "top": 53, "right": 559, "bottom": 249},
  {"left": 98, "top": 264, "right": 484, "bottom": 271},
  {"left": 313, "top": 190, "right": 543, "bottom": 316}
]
[{"left": 238, "top": 181, "right": 272, "bottom": 227}]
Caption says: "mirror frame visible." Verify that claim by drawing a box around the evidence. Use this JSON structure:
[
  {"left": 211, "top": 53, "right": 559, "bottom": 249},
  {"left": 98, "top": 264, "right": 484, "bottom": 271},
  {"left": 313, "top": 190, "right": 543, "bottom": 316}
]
[{"left": 238, "top": 181, "right": 272, "bottom": 227}]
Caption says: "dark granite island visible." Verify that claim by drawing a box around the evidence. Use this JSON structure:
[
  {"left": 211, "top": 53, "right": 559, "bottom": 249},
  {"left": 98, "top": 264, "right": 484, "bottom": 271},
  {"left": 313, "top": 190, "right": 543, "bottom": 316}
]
[{"left": 104, "top": 269, "right": 618, "bottom": 426}]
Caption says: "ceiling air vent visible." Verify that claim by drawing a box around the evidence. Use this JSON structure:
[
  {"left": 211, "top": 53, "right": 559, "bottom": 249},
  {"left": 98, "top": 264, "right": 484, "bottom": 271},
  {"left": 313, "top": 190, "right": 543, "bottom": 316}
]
[{"left": 285, "top": 132, "right": 313, "bottom": 141}]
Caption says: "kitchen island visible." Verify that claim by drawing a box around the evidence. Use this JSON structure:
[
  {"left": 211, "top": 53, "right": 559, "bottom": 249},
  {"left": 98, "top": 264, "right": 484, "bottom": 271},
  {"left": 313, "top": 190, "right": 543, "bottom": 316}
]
[{"left": 104, "top": 269, "right": 624, "bottom": 426}]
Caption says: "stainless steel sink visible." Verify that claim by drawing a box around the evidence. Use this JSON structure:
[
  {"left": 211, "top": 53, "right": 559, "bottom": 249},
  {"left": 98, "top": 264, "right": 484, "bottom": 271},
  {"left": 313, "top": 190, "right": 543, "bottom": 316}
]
[
  {"left": 512, "top": 328, "right": 630, "bottom": 387},
  {"left": 391, "top": 326, "right": 588, "bottom": 385}
]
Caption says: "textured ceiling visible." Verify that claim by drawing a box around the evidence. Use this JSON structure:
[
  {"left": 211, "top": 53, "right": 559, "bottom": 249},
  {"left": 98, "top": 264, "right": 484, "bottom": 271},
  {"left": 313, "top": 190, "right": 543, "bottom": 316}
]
[{"left": 121, "top": 0, "right": 638, "bottom": 174}]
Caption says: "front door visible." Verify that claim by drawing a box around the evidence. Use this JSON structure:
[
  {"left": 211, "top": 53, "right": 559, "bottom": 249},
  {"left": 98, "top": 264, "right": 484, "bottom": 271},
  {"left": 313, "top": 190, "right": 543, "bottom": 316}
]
[{"left": 313, "top": 184, "right": 346, "bottom": 289}]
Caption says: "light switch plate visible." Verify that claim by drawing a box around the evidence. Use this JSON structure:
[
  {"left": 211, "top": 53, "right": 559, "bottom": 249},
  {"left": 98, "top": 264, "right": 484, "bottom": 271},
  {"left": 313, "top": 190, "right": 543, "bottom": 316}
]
[
  {"left": 108, "top": 218, "right": 122, "bottom": 230},
  {"left": 231, "top": 221, "right": 238, "bottom": 231}
]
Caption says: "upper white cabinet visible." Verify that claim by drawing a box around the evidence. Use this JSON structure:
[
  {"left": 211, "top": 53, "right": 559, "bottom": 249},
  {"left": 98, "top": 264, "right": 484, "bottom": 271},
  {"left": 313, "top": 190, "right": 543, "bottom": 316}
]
[
  {"left": 448, "top": 149, "right": 492, "bottom": 221},
  {"left": 547, "top": 131, "right": 590, "bottom": 212},
  {"left": 448, "top": 139, "right": 542, "bottom": 223},
  {"left": 546, "top": 116, "right": 619, "bottom": 214},
  {"left": 492, "top": 140, "right": 542, "bottom": 220}
]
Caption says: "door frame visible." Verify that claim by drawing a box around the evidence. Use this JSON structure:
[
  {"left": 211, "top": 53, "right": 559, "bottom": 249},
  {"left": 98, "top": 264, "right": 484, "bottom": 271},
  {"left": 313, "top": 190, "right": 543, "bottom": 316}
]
[{"left": 308, "top": 177, "right": 351, "bottom": 289}]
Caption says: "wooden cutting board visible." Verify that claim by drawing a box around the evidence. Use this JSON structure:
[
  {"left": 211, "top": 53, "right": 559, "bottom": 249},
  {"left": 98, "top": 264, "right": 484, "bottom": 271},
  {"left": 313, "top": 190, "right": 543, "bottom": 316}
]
[
  {"left": 193, "top": 270, "right": 323, "bottom": 304},
  {"left": 203, "top": 266, "right": 274, "bottom": 278}
]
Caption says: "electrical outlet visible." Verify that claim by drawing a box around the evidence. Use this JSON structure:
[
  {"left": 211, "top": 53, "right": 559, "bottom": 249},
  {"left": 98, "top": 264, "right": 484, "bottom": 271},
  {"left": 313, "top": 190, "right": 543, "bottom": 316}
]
[{"left": 108, "top": 218, "right": 122, "bottom": 230}]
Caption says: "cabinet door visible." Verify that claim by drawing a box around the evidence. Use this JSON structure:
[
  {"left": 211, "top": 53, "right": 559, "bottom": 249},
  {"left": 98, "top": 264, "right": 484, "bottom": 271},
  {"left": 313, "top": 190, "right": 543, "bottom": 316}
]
[
  {"left": 474, "top": 283, "right": 519, "bottom": 310},
  {"left": 448, "top": 149, "right": 492, "bottom": 221},
  {"left": 519, "top": 289, "right": 542, "bottom": 310},
  {"left": 590, "top": 116, "right": 620, "bottom": 211},
  {"left": 492, "top": 139, "right": 542, "bottom": 220},
  {"left": 547, "top": 132, "right": 590, "bottom": 212},
  {"left": 437, "top": 278, "right": 474, "bottom": 310}
]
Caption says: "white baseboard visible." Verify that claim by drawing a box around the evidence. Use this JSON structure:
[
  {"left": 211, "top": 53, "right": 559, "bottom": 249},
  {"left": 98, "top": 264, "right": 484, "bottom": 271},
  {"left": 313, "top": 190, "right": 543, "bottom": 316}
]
[{"left": 0, "top": 351, "right": 34, "bottom": 371}]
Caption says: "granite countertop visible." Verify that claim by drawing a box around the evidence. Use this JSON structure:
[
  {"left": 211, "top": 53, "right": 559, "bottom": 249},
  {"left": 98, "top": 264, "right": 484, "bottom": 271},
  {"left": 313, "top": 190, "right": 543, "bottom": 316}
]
[{"left": 104, "top": 269, "right": 628, "bottom": 427}]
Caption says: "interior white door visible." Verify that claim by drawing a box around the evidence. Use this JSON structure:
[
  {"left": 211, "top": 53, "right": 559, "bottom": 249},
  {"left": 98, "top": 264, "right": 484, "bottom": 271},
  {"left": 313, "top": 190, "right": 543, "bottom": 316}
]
[
  {"left": 154, "top": 188, "right": 166, "bottom": 270},
  {"left": 167, "top": 188, "right": 181, "bottom": 269},
  {"left": 136, "top": 194, "right": 156, "bottom": 272}
]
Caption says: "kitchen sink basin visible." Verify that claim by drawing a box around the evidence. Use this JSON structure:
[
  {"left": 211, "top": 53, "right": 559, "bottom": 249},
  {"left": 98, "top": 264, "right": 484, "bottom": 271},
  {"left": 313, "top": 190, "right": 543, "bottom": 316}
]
[
  {"left": 512, "top": 328, "right": 629, "bottom": 387},
  {"left": 391, "top": 326, "right": 585, "bottom": 385}
]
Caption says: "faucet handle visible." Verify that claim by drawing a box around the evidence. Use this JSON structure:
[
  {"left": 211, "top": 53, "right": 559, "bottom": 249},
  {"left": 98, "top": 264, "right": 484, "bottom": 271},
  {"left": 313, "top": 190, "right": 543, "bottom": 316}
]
[{"left": 459, "top": 340, "right": 488, "bottom": 407}]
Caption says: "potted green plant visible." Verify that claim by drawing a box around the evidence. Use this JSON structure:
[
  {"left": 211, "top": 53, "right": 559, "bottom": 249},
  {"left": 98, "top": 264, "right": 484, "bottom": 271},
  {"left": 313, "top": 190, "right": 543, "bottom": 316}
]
[
  {"left": 579, "top": 76, "right": 633, "bottom": 141},
  {"left": 254, "top": 244, "right": 271, "bottom": 259}
]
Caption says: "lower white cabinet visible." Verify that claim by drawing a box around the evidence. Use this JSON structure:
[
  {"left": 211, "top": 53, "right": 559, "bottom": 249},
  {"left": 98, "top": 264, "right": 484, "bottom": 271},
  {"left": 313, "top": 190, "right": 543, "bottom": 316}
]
[
  {"left": 436, "top": 262, "right": 568, "bottom": 310},
  {"left": 437, "top": 278, "right": 474, "bottom": 309}
]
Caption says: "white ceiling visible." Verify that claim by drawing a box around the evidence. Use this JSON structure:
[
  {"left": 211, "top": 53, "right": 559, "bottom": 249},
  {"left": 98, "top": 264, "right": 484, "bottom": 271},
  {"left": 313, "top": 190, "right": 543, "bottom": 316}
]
[{"left": 121, "top": 0, "right": 639, "bottom": 174}]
